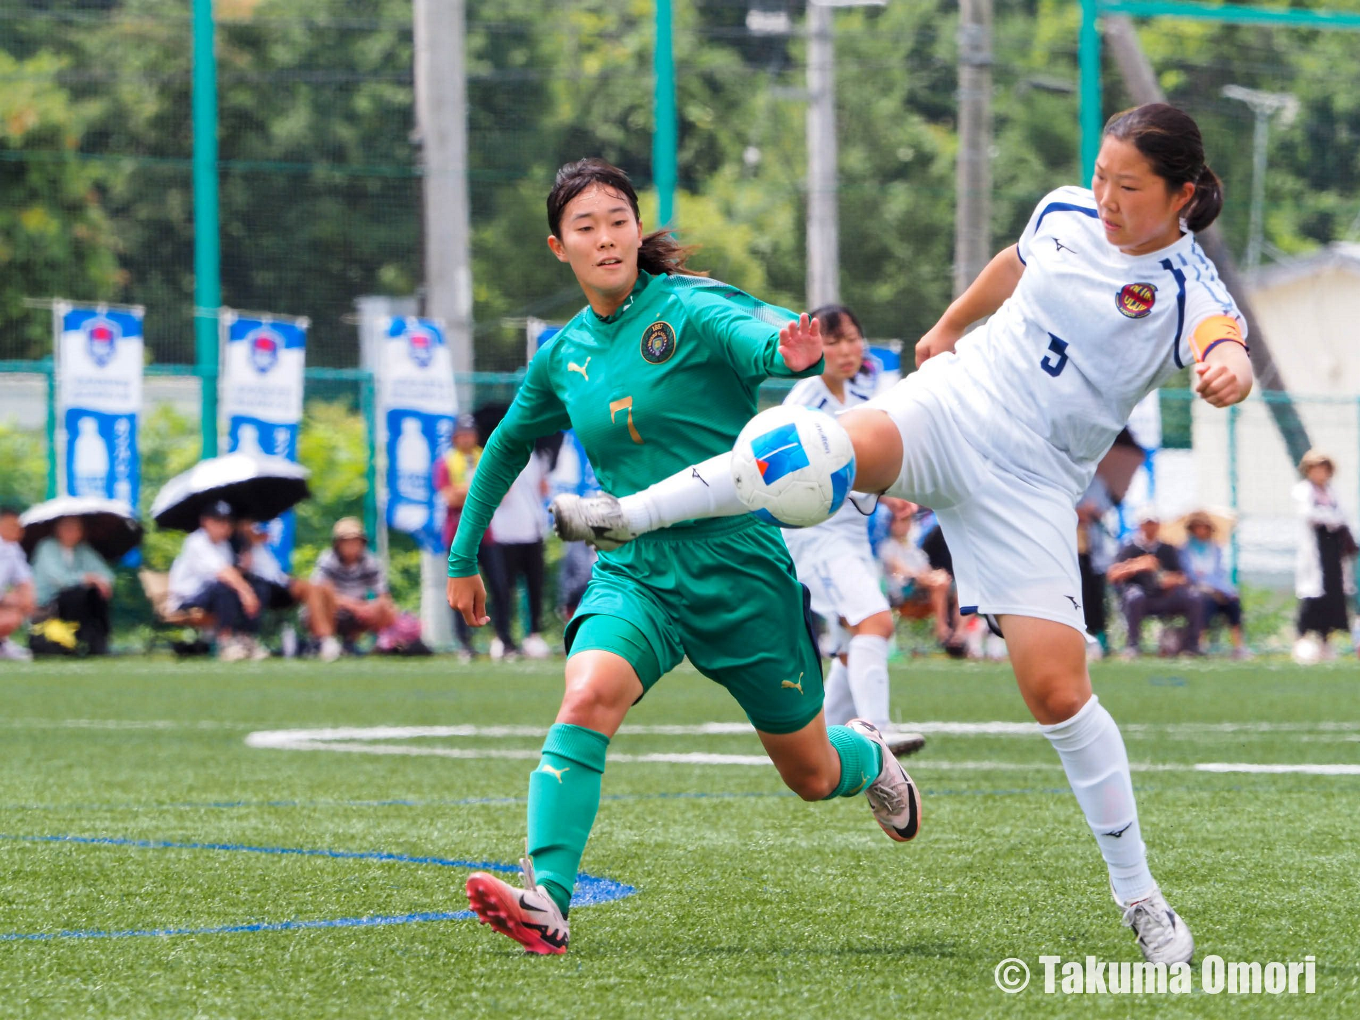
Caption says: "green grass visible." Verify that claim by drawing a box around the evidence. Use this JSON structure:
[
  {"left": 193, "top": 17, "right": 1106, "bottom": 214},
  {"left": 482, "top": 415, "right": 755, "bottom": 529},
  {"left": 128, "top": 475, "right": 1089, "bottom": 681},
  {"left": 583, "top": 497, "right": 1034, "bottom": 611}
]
[{"left": 1, "top": 656, "right": 1358, "bottom": 1018}]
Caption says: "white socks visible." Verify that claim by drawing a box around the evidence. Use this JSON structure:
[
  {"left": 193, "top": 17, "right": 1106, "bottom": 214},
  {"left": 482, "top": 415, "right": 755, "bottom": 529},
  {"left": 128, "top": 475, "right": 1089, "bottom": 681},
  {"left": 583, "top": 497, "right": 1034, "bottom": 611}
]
[
  {"left": 618, "top": 453, "right": 745, "bottom": 533},
  {"left": 846, "top": 634, "right": 891, "bottom": 731},
  {"left": 1038, "top": 695, "right": 1156, "bottom": 904},
  {"left": 822, "top": 657, "right": 856, "bottom": 726}
]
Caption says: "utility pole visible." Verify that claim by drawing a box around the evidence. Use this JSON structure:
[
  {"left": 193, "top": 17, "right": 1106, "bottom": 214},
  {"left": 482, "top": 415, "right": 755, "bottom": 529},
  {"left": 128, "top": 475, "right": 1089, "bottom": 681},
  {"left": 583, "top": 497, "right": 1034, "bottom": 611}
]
[
  {"left": 805, "top": 1, "right": 839, "bottom": 307},
  {"left": 954, "top": 0, "right": 992, "bottom": 296},
  {"left": 1222, "top": 84, "right": 1297, "bottom": 273},
  {"left": 654, "top": 0, "right": 677, "bottom": 228},
  {"left": 414, "top": 0, "right": 473, "bottom": 650}
]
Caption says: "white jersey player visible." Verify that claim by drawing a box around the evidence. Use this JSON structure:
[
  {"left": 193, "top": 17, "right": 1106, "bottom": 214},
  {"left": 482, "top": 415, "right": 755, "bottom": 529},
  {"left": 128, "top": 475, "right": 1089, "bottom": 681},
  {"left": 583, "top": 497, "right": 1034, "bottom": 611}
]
[
  {"left": 557, "top": 104, "right": 1253, "bottom": 967},
  {"left": 781, "top": 306, "right": 894, "bottom": 733}
]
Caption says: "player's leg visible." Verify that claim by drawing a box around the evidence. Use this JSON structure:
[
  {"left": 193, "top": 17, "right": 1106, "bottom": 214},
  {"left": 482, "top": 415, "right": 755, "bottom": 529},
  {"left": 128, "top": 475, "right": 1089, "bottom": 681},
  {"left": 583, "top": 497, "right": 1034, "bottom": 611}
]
[
  {"left": 677, "top": 524, "right": 920, "bottom": 840},
  {"left": 550, "top": 404, "right": 909, "bottom": 544},
  {"left": 843, "top": 612, "right": 894, "bottom": 732}
]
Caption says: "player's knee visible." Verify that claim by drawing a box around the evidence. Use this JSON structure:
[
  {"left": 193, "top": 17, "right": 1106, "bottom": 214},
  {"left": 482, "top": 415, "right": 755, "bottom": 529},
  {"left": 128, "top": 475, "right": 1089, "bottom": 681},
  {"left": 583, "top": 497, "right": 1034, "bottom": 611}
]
[
  {"left": 558, "top": 671, "right": 636, "bottom": 730},
  {"left": 1027, "top": 681, "right": 1089, "bottom": 724},
  {"left": 852, "top": 611, "right": 895, "bottom": 639}
]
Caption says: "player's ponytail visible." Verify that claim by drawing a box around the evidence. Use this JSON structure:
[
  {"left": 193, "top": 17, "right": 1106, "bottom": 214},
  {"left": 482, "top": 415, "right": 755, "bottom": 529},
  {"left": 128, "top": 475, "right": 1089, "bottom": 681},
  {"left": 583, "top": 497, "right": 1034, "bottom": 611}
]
[
  {"left": 1185, "top": 164, "right": 1224, "bottom": 233},
  {"left": 547, "top": 158, "right": 703, "bottom": 276},
  {"left": 1103, "top": 103, "right": 1224, "bottom": 232}
]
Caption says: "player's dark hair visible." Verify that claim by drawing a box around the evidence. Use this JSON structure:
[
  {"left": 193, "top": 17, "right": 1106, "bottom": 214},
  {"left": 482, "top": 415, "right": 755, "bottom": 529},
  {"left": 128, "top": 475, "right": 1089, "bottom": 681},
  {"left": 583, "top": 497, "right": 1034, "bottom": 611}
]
[
  {"left": 0, "top": 505, "right": 21, "bottom": 518},
  {"left": 547, "top": 158, "right": 702, "bottom": 277},
  {"left": 810, "top": 304, "right": 864, "bottom": 340},
  {"left": 1103, "top": 103, "right": 1223, "bottom": 232}
]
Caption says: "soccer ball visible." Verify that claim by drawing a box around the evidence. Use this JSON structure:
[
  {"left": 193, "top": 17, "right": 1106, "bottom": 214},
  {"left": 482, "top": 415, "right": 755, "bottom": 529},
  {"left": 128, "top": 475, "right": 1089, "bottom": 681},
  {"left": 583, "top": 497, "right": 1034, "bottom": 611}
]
[{"left": 731, "top": 404, "right": 857, "bottom": 528}]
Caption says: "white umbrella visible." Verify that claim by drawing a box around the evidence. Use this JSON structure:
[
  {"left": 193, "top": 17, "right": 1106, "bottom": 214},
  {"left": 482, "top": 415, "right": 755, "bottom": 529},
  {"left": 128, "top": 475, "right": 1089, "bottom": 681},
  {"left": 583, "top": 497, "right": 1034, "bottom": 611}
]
[
  {"left": 150, "top": 453, "right": 310, "bottom": 532},
  {"left": 19, "top": 496, "right": 143, "bottom": 563}
]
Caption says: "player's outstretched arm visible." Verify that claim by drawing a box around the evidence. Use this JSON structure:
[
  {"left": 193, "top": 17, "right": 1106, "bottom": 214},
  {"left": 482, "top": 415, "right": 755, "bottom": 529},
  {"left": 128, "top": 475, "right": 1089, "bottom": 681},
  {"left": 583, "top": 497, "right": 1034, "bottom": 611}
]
[
  {"left": 1193, "top": 340, "right": 1252, "bottom": 408},
  {"left": 915, "top": 244, "right": 1025, "bottom": 367}
]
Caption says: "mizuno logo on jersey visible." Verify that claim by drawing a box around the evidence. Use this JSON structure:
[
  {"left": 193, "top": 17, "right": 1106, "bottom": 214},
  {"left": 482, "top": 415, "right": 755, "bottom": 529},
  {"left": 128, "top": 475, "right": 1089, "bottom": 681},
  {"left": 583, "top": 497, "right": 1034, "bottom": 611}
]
[{"left": 1054, "top": 238, "right": 1077, "bottom": 255}]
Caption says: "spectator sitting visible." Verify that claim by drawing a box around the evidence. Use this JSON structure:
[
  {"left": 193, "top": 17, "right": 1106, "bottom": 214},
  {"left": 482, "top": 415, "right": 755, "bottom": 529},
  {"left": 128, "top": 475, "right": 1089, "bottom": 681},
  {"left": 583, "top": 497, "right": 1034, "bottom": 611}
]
[
  {"left": 235, "top": 518, "right": 329, "bottom": 656},
  {"left": 877, "top": 500, "right": 957, "bottom": 646},
  {"left": 307, "top": 517, "right": 396, "bottom": 659},
  {"left": 0, "top": 506, "right": 35, "bottom": 661},
  {"left": 167, "top": 501, "right": 267, "bottom": 662},
  {"left": 30, "top": 516, "right": 113, "bottom": 655},
  {"left": 1180, "top": 510, "right": 1248, "bottom": 658},
  {"left": 1108, "top": 506, "right": 1204, "bottom": 658}
]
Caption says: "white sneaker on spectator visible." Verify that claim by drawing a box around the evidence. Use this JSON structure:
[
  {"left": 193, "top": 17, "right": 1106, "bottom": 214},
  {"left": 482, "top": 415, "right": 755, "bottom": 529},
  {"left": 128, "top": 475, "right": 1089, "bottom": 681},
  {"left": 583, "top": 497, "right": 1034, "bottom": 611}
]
[
  {"left": 319, "top": 636, "right": 343, "bottom": 663},
  {"left": 0, "top": 639, "right": 33, "bottom": 662},
  {"left": 218, "top": 637, "right": 250, "bottom": 663},
  {"left": 522, "top": 633, "right": 552, "bottom": 659},
  {"left": 490, "top": 637, "right": 506, "bottom": 661},
  {"left": 248, "top": 638, "right": 270, "bottom": 661}
]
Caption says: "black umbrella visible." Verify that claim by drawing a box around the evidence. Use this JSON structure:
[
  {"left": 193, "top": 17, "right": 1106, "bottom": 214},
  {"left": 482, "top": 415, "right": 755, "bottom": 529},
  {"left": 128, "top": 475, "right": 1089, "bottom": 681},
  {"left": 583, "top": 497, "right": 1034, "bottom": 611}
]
[
  {"left": 19, "top": 497, "right": 143, "bottom": 563},
  {"left": 150, "top": 453, "right": 310, "bottom": 532}
]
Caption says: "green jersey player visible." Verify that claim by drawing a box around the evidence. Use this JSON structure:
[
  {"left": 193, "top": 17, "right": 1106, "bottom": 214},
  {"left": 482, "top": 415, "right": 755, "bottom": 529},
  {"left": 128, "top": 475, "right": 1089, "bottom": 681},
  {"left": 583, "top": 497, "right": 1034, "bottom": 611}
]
[{"left": 447, "top": 159, "right": 920, "bottom": 955}]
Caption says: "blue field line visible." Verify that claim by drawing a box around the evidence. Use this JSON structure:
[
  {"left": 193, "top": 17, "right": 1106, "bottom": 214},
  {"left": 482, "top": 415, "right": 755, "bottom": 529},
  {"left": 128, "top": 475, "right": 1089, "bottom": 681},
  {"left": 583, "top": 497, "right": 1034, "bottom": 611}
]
[
  {"left": 0, "top": 833, "right": 636, "bottom": 942},
  {"left": 3, "top": 785, "right": 1202, "bottom": 814}
]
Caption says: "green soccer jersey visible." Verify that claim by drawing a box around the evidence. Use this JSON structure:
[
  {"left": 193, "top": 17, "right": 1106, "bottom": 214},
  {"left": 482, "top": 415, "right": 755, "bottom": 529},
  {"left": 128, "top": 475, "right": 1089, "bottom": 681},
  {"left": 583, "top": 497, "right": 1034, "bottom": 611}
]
[{"left": 447, "top": 270, "right": 821, "bottom": 576}]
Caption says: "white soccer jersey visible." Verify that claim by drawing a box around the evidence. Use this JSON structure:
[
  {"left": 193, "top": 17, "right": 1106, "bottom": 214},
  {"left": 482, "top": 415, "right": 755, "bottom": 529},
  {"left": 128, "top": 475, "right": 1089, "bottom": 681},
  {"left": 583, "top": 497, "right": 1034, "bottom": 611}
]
[
  {"left": 930, "top": 185, "right": 1247, "bottom": 496},
  {"left": 783, "top": 373, "right": 877, "bottom": 542}
]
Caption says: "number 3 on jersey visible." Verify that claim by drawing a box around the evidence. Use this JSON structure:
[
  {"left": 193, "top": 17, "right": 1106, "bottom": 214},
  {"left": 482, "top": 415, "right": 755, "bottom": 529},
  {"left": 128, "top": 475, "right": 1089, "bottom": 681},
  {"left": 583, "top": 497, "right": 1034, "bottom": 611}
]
[{"left": 1040, "top": 333, "right": 1069, "bottom": 378}]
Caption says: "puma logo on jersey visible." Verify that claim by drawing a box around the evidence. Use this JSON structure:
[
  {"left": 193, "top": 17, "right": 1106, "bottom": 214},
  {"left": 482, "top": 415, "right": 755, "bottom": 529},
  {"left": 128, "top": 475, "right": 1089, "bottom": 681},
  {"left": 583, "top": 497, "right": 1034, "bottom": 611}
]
[
  {"left": 567, "top": 357, "right": 591, "bottom": 381},
  {"left": 539, "top": 764, "right": 570, "bottom": 783},
  {"left": 781, "top": 673, "right": 804, "bottom": 696},
  {"left": 1065, "top": 595, "right": 1082, "bottom": 611}
]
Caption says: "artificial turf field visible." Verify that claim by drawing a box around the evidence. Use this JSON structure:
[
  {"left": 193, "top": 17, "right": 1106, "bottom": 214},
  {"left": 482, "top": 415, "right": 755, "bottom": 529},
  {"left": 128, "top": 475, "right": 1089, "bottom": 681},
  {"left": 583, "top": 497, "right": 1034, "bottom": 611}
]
[{"left": 1, "top": 656, "right": 1357, "bottom": 1018}]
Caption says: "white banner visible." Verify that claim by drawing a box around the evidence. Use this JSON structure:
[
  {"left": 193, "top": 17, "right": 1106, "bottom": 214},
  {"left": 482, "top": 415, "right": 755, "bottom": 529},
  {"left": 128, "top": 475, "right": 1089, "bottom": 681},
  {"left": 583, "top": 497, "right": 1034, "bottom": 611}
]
[
  {"left": 56, "top": 303, "right": 144, "bottom": 506},
  {"left": 379, "top": 317, "right": 457, "bottom": 552},
  {"left": 220, "top": 311, "right": 308, "bottom": 570}
]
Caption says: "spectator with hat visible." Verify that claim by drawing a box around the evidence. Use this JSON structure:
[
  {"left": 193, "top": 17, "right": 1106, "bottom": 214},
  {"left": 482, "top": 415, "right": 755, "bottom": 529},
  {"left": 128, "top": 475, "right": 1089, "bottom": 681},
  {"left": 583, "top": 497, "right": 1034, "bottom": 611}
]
[
  {"left": 307, "top": 517, "right": 397, "bottom": 660},
  {"left": 1179, "top": 509, "right": 1248, "bottom": 658},
  {"left": 0, "top": 506, "right": 34, "bottom": 661},
  {"left": 1108, "top": 506, "right": 1204, "bottom": 657},
  {"left": 167, "top": 500, "right": 267, "bottom": 662},
  {"left": 1292, "top": 450, "right": 1356, "bottom": 660},
  {"left": 30, "top": 515, "right": 114, "bottom": 656}
]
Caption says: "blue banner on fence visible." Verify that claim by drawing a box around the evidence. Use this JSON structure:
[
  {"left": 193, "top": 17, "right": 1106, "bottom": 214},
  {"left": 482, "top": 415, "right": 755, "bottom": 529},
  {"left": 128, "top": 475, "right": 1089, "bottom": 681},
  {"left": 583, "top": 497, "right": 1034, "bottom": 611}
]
[
  {"left": 221, "top": 313, "right": 307, "bottom": 571},
  {"left": 57, "top": 306, "right": 143, "bottom": 509},
  {"left": 380, "top": 317, "right": 457, "bottom": 553}
]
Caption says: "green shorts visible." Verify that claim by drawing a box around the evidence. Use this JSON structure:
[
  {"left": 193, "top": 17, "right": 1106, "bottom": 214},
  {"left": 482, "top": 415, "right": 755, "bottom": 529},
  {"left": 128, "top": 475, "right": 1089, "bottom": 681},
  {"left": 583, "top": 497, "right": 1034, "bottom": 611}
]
[{"left": 564, "top": 515, "right": 824, "bottom": 734}]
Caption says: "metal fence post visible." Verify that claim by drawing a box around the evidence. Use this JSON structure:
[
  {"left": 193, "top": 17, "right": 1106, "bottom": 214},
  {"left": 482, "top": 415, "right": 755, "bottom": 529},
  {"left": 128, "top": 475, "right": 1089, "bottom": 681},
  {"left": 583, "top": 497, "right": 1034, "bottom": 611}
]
[
  {"left": 1227, "top": 401, "right": 1240, "bottom": 586},
  {"left": 44, "top": 360, "right": 57, "bottom": 499},
  {"left": 361, "top": 369, "right": 378, "bottom": 541}
]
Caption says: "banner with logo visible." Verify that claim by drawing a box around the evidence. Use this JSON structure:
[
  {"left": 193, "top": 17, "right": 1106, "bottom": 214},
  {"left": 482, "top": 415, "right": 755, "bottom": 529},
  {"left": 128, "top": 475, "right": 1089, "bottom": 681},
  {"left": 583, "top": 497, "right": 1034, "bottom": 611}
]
[
  {"left": 379, "top": 317, "right": 457, "bottom": 553},
  {"left": 220, "top": 311, "right": 308, "bottom": 570},
  {"left": 865, "top": 342, "right": 902, "bottom": 394},
  {"left": 55, "top": 303, "right": 144, "bottom": 508}
]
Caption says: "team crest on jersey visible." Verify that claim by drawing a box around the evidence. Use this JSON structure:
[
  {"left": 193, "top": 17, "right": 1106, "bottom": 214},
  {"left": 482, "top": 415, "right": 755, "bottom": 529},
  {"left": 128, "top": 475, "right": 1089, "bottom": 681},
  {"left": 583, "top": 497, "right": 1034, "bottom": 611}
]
[
  {"left": 640, "top": 321, "right": 677, "bottom": 364},
  {"left": 1116, "top": 283, "right": 1157, "bottom": 319}
]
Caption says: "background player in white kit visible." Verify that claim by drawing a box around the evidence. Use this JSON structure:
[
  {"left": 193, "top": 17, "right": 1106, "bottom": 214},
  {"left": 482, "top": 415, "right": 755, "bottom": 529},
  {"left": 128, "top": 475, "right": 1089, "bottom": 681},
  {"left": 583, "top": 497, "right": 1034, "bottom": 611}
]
[
  {"left": 555, "top": 104, "right": 1253, "bottom": 965},
  {"left": 782, "top": 305, "right": 897, "bottom": 734}
]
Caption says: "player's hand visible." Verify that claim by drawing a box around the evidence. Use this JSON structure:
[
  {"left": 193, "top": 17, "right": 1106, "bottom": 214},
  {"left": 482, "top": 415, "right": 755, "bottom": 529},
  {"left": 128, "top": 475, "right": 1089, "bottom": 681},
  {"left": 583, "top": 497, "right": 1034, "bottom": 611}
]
[
  {"left": 240, "top": 589, "right": 261, "bottom": 618},
  {"left": 915, "top": 321, "right": 964, "bottom": 368},
  {"left": 1193, "top": 360, "right": 1247, "bottom": 408},
  {"left": 778, "top": 313, "right": 823, "bottom": 373},
  {"left": 447, "top": 574, "right": 490, "bottom": 627}
]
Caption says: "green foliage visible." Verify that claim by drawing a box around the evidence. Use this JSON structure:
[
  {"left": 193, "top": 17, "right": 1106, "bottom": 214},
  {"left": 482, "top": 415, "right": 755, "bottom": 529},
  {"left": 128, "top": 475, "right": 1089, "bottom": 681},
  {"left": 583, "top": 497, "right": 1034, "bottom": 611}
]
[{"left": 0, "top": 419, "right": 48, "bottom": 507}]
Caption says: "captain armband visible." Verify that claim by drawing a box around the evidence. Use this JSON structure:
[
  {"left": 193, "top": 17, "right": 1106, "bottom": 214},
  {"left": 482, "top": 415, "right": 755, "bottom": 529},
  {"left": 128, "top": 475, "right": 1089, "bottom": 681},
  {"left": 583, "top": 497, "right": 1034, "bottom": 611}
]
[{"left": 1189, "top": 315, "right": 1248, "bottom": 363}]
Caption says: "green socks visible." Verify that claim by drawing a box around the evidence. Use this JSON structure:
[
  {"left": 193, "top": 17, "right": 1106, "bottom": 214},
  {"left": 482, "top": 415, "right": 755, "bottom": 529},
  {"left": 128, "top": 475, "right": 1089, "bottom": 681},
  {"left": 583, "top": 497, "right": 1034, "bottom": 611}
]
[
  {"left": 526, "top": 722, "right": 610, "bottom": 916},
  {"left": 824, "top": 725, "right": 883, "bottom": 799}
]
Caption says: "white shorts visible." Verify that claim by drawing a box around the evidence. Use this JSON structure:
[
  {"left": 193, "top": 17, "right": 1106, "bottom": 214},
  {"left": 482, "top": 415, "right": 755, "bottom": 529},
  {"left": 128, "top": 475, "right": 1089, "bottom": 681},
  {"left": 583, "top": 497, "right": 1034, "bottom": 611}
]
[
  {"left": 863, "top": 373, "right": 1087, "bottom": 635},
  {"left": 783, "top": 532, "right": 890, "bottom": 628}
]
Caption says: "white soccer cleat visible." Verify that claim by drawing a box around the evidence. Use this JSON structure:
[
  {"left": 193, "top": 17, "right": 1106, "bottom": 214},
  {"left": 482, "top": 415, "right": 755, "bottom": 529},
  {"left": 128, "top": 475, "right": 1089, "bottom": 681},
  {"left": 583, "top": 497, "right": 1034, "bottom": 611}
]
[
  {"left": 549, "top": 493, "right": 639, "bottom": 551},
  {"left": 0, "top": 638, "right": 33, "bottom": 662},
  {"left": 847, "top": 718, "right": 922, "bottom": 842},
  {"left": 885, "top": 731, "right": 927, "bottom": 758},
  {"left": 466, "top": 855, "right": 570, "bottom": 955},
  {"left": 1117, "top": 885, "right": 1194, "bottom": 965}
]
